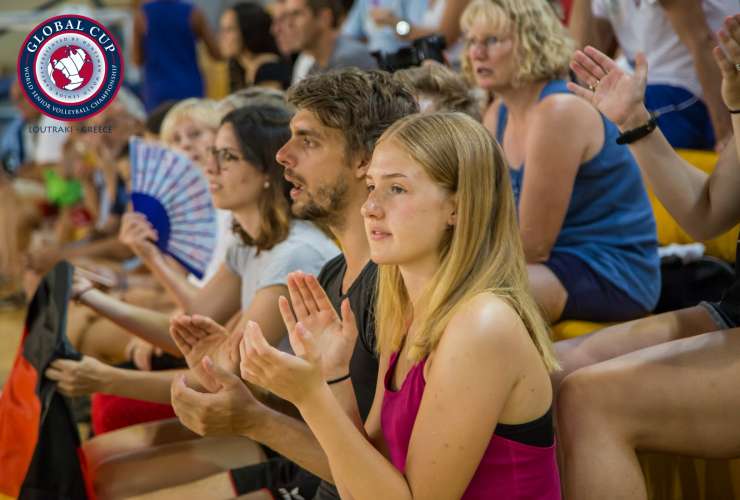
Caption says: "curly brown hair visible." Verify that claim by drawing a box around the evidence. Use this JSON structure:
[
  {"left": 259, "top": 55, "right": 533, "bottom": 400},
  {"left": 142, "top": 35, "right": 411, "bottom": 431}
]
[
  {"left": 286, "top": 68, "right": 419, "bottom": 164},
  {"left": 394, "top": 62, "right": 484, "bottom": 121}
]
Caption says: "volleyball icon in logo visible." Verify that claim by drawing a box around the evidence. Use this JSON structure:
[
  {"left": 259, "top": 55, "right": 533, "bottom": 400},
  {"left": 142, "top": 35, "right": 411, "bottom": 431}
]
[{"left": 47, "top": 46, "right": 93, "bottom": 91}]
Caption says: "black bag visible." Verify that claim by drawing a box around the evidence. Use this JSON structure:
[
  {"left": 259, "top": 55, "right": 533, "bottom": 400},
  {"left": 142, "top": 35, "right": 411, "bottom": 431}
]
[{"left": 654, "top": 255, "right": 736, "bottom": 314}]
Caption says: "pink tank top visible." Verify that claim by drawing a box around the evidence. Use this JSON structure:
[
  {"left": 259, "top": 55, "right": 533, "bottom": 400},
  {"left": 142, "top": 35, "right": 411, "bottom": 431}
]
[{"left": 381, "top": 352, "right": 561, "bottom": 499}]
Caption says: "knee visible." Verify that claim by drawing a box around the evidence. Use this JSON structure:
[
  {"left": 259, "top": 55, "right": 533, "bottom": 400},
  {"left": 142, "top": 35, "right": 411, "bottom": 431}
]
[
  {"left": 91, "top": 460, "right": 126, "bottom": 499},
  {"left": 556, "top": 367, "right": 611, "bottom": 440}
]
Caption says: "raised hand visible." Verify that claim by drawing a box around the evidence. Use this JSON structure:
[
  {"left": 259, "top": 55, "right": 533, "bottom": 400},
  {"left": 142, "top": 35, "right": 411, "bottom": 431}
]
[
  {"left": 279, "top": 271, "right": 358, "bottom": 379},
  {"left": 171, "top": 356, "right": 267, "bottom": 437},
  {"left": 170, "top": 314, "right": 242, "bottom": 392},
  {"left": 239, "top": 320, "right": 324, "bottom": 406},
  {"left": 119, "top": 212, "right": 159, "bottom": 259},
  {"left": 568, "top": 46, "right": 650, "bottom": 130},
  {"left": 715, "top": 14, "right": 740, "bottom": 111}
]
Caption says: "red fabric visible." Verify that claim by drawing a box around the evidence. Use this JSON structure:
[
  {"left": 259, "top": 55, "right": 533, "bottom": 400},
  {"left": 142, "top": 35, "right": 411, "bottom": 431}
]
[
  {"left": 560, "top": 0, "right": 573, "bottom": 24},
  {"left": 0, "top": 327, "right": 40, "bottom": 498},
  {"left": 91, "top": 393, "right": 175, "bottom": 435},
  {"left": 77, "top": 447, "right": 97, "bottom": 500}
]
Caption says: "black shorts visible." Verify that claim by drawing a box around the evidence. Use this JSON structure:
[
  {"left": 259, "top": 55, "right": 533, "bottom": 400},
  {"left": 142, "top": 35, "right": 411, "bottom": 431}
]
[
  {"left": 701, "top": 278, "right": 740, "bottom": 329},
  {"left": 544, "top": 251, "right": 649, "bottom": 323},
  {"left": 229, "top": 449, "right": 321, "bottom": 499}
]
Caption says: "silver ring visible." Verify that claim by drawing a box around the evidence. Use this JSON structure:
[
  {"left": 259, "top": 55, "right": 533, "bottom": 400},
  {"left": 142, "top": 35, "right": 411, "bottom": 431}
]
[{"left": 735, "top": 63, "right": 740, "bottom": 72}]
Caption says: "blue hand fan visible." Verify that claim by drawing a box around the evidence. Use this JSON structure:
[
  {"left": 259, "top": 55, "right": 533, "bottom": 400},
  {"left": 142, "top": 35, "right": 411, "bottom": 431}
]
[{"left": 128, "top": 137, "right": 217, "bottom": 279}]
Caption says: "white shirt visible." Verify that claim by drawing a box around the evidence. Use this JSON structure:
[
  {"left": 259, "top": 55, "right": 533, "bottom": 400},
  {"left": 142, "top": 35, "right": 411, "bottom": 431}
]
[
  {"left": 592, "top": 0, "right": 738, "bottom": 97},
  {"left": 420, "top": 0, "right": 463, "bottom": 67},
  {"left": 33, "top": 115, "right": 69, "bottom": 164},
  {"left": 292, "top": 53, "right": 316, "bottom": 85},
  {"left": 188, "top": 208, "right": 236, "bottom": 287}
]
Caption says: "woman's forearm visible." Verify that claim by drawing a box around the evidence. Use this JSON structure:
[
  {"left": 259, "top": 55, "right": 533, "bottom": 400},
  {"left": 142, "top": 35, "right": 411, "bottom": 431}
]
[
  {"left": 79, "top": 289, "right": 179, "bottom": 354},
  {"left": 138, "top": 250, "right": 201, "bottom": 312},
  {"left": 329, "top": 378, "right": 364, "bottom": 433},
  {"left": 688, "top": 37, "right": 732, "bottom": 145},
  {"left": 620, "top": 106, "right": 736, "bottom": 240},
  {"left": 102, "top": 367, "right": 185, "bottom": 404},
  {"left": 64, "top": 237, "right": 132, "bottom": 262},
  {"left": 299, "top": 385, "right": 412, "bottom": 500}
]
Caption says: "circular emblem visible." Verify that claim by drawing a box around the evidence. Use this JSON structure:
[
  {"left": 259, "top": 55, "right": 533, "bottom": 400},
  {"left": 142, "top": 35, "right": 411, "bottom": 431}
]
[{"left": 17, "top": 15, "right": 123, "bottom": 121}]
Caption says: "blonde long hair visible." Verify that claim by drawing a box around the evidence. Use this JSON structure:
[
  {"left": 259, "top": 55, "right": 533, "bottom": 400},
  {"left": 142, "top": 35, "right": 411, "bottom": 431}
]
[
  {"left": 374, "top": 113, "right": 558, "bottom": 372},
  {"left": 460, "top": 0, "right": 573, "bottom": 89}
]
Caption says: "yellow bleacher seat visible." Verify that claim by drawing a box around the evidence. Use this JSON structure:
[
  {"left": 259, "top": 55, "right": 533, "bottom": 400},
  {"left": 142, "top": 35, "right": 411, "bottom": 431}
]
[
  {"left": 652, "top": 149, "right": 738, "bottom": 264},
  {"left": 551, "top": 148, "right": 738, "bottom": 341}
]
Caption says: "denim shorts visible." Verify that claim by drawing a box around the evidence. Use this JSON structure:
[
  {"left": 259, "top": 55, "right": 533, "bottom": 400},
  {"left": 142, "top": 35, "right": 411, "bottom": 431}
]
[{"left": 545, "top": 251, "right": 649, "bottom": 323}]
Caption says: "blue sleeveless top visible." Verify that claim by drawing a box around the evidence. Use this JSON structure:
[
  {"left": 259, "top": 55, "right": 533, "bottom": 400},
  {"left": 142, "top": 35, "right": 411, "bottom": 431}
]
[
  {"left": 496, "top": 80, "right": 660, "bottom": 310},
  {"left": 142, "top": 0, "right": 204, "bottom": 111}
]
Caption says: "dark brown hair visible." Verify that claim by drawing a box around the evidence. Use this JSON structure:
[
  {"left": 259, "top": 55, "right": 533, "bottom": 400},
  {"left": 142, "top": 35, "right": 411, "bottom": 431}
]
[
  {"left": 305, "top": 0, "right": 344, "bottom": 27},
  {"left": 221, "top": 103, "right": 293, "bottom": 252},
  {"left": 287, "top": 68, "right": 419, "bottom": 163}
]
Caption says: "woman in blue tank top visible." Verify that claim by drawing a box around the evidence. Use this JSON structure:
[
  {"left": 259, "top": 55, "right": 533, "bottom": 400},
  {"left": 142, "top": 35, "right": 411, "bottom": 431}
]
[
  {"left": 134, "top": 0, "right": 221, "bottom": 112},
  {"left": 460, "top": 0, "right": 660, "bottom": 323}
]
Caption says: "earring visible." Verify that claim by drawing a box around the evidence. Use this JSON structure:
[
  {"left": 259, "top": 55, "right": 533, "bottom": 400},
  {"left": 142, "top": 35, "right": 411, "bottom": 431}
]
[{"left": 263, "top": 180, "right": 270, "bottom": 189}]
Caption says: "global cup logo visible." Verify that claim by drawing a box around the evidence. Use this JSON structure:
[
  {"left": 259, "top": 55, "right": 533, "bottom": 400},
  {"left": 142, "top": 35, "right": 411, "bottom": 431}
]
[{"left": 17, "top": 15, "right": 123, "bottom": 121}]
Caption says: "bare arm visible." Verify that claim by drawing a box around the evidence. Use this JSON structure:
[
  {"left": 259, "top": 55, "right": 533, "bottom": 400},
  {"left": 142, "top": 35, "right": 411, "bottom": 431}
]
[
  {"left": 612, "top": 106, "right": 738, "bottom": 240},
  {"left": 45, "top": 356, "right": 185, "bottom": 404},
  {"left": 170, "top": 360, "right": 334, "bottom": 482},
  {"left": 135, "top": 248, "right": 201, "bottom": 310},
  {"left": 118, "top": 213, "right": 241, "bottom": 317},
  {"left": 27, "top": 236, "right": 133, "bottom": 275},
  {"left": 62, "top": 236, "right": 132, "bottom": 261},
  {"left": 569, "top": 46, "right": 740, "bottom": 240},
  {"left": 191, "top": 7, "right": 222, "bottom": 60},
  {"left": 569, "top": 0, "right": 616, "bottom": 53},
  {"left": 77, "top": 288, "right": 178, "bottom": 354},
  {"left": 660, "top": 0, "right": 731, "bottom": 148},
  {"left": 518, "top": 95, "right": 601, "bottom": 262},
  {"left": 133, "top": 8, "right": 146, "bottom": 66},
  {"left": 256, "top": 296, "right": 533, "bottom": 500}
]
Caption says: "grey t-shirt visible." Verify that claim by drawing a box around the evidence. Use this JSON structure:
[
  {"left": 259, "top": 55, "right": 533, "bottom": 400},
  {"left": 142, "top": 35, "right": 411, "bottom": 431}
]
[
  {"left": 225, "top": 220, "right": 340, "bottom": 309},
  {"left": 308, "top": 36, "right": 378, "bottom": 75}
]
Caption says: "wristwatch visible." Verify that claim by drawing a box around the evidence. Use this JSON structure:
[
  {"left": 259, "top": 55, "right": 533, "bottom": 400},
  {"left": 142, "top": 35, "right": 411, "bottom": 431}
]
[{"left": 395, "top": 19, "right": 411, "bottom": 36}]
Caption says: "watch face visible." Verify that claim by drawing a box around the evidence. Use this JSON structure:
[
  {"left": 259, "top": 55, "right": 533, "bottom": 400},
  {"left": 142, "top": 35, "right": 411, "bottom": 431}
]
[{"left": 396, "top": 20, "right": 411, "bottom": 36}]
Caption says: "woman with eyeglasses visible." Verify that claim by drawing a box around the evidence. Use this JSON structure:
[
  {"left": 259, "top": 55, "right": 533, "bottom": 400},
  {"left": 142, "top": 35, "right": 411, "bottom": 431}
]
[
  {"left": 461, "top": 0, "right": 660, "bottom": 324},
  {"left": 46, "top": 103, "right": 339, "bottom": 440},
  {"left": 66, "top": 99, "right": 233, "bottom": 374}
]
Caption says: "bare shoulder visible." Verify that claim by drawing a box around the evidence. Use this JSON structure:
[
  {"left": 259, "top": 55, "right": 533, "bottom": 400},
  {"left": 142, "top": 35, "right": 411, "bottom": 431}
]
[
  {"left": 533, "top": 92, "right": 599, "bottom": 128},
  {"left": 440, "top": 293, "right": 530, "bottom": 357},
  {"left": 530, "top": 92, "right": 604, "bottom": 158}
]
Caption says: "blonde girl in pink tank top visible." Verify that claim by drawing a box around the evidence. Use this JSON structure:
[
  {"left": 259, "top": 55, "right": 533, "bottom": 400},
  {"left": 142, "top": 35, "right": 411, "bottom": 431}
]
[{"left": 239, "top": 112, "right": 561, "bottom": 499}]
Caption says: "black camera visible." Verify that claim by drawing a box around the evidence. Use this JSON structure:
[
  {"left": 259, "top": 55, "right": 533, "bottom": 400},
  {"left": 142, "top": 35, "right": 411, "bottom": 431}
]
[{"left": 372, "top": 34, "right": 447, "bottom": 73}]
